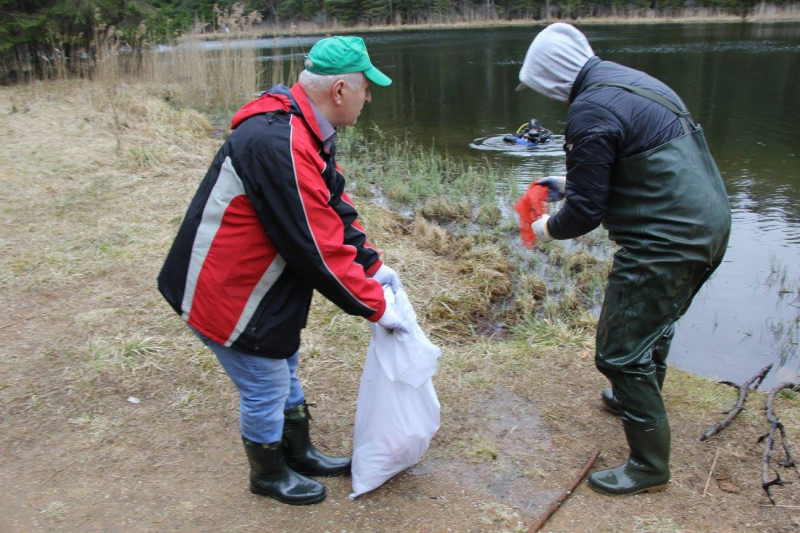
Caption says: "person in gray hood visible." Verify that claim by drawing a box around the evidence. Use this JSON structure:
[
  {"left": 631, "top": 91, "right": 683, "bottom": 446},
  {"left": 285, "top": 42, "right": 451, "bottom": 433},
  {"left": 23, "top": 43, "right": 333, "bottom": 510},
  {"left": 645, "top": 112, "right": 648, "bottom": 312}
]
[{"left": 517, "top": 23, "right": 731, "bottom": 496}]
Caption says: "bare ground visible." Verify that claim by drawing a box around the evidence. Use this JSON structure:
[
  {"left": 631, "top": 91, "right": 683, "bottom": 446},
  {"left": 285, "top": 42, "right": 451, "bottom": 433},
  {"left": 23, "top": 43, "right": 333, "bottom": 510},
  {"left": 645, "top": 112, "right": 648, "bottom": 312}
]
[{"left": 1, "top": 82, "right": 799, "bottom": 533}]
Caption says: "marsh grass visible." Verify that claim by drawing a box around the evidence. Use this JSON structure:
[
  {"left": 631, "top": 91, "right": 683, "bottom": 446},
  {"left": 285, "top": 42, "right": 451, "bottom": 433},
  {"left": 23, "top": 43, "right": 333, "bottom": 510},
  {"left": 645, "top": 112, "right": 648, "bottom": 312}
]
[
  {"left": 337, "top": 127, "right": 504, "bottom": 222},
  {"left": 337, "top": 125, "right": 613, "bottom": 339}
]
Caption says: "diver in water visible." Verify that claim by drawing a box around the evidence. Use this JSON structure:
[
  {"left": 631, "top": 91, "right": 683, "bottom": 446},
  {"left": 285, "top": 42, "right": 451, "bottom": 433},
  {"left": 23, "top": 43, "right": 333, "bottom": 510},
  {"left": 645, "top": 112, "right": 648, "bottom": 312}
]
[
  {"left": 523, "top": 119, "right": 547, "bottom": 142},
  {"left": 504, "top": 118, "right": 552, "bottom": 145}
]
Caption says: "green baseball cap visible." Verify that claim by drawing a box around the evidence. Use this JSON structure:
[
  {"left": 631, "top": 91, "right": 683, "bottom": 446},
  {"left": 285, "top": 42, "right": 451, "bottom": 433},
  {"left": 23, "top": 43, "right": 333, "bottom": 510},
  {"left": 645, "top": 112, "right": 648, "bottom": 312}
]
[{"left": 304, "top": 36, "right": 392, "bottom": 87}]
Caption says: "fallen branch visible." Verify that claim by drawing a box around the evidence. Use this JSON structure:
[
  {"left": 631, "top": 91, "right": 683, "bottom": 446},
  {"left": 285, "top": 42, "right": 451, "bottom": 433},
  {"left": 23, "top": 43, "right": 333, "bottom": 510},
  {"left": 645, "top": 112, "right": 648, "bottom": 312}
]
[
  {"left": 700, "top": 364, "right": 773, "bottom": 441},
  {"left": 527, "top": 449, "right": 600, "bottom": 533},
  {"left": 0, "top": 310, "right": 50, "bottom": 331},
  {"left": 758, "top": 381, "right": 800, "bottom": 504}
]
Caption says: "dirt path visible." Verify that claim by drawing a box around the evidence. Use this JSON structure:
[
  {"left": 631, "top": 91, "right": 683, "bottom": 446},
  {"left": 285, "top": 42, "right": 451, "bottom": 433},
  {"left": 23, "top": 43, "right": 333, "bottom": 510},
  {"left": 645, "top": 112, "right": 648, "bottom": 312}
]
[{"left": 1, "top": 82, "right": 799, "bottom": 533}]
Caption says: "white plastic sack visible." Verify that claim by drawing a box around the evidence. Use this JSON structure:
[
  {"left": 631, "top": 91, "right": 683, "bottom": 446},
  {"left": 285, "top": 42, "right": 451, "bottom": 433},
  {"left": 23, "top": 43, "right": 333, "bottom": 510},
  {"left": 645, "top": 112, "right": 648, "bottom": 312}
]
[{"left": 350, "top": 286, "right": 441, "bottom": 498}]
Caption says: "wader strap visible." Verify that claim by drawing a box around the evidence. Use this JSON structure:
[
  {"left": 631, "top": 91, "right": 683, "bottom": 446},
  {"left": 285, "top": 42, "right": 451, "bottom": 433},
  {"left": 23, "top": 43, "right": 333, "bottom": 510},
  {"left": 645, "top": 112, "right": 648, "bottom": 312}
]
[{"left": 586, "top": 82, "right": 695, "bottom": 135}]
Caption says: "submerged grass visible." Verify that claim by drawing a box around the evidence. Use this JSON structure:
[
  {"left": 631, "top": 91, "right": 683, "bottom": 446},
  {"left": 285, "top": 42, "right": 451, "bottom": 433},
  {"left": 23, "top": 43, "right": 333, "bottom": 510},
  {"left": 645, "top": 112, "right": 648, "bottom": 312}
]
[{"left": 338, "top": 127, "right": 507, "bottom": 224}]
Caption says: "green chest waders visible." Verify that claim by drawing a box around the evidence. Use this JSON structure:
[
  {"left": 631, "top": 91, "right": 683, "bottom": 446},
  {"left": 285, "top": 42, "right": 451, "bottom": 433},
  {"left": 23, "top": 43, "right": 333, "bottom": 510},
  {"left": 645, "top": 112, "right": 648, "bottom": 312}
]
[
  {"left": 591, "top": 82, "right": 731, "bottom": 427},
  {"left": 586, "top": 82, "right": 731, "bottom": 496}
]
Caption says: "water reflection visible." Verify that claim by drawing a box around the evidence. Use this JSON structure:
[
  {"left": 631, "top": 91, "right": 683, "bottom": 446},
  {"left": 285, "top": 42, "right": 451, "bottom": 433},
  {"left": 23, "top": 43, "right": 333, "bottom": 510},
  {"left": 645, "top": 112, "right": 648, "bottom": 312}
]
[{"left": 469, "top": 134, "right": 565, "bottom": 157}]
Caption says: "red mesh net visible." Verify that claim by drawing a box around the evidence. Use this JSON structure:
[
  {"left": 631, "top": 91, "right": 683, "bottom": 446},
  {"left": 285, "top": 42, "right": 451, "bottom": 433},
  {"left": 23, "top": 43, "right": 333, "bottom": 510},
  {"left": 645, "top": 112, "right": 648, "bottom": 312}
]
[{"left": 514, "top": 183, "right": 550, "bottom": 249}]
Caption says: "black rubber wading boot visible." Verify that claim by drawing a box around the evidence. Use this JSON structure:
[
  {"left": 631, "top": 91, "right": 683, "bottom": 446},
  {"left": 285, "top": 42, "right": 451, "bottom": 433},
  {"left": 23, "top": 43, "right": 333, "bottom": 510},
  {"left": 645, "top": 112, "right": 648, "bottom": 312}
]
[
  {"left": 282, "top": 403, "right": 351, "bottom": 477},
  {"left": 588, "top": 418, "right": 671, "bottom": 496},
  {"left": 602, "top": 368, "right": 667, "bottom": 415},
  {"left": 242, "top": 437, "right": 326, "bottom": 505}
]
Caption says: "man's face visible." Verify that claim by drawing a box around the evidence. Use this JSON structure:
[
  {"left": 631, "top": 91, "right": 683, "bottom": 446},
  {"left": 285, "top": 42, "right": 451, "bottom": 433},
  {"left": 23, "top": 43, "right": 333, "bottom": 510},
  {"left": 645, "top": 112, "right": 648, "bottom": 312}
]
[{"left": 338, "top": 75, "right": 372, "bottom": 126}]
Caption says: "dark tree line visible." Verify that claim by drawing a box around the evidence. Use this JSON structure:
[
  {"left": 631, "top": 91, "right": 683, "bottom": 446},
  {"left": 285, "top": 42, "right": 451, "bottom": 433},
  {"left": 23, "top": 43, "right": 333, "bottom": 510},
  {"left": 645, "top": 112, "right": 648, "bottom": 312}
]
[
  {"left": 0, "top": 0, "right": 221, "bottom": 82},
  {"left": 1, "top": 0, "right": 797, "bottom": 83}
]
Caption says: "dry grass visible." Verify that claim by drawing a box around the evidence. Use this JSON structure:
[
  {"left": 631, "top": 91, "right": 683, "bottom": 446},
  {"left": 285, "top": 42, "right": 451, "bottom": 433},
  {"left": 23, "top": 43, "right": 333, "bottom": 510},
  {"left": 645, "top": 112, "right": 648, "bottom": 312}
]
[
  {"left": 1, "top": 80, "right": 799, "bottom": 532},
  {"left": 142, "top": 35, "right": 262, "bottom": 114}
]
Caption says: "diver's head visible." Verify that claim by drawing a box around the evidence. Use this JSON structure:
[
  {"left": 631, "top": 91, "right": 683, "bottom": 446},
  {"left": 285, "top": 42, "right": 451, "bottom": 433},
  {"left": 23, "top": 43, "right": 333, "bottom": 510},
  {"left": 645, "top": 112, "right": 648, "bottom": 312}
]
[{"left": 529, "top": 119, "right": 542, "bottom": 132}]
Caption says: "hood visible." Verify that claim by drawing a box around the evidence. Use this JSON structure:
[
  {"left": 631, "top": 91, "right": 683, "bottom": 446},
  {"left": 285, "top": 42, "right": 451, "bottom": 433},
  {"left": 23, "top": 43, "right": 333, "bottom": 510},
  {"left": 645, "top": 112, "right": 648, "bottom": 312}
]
[
  {"left": 517, "top": 23, "right": 595, "bottom": 102},
  {"left": 230, "top": 84, "right": 293, "bottom": 130},
  {"left": 229, "top": 84, "right": 325, "bottom": 145},
  {"left": 229, "top": 84, "right": 326, "bottom": 144}
]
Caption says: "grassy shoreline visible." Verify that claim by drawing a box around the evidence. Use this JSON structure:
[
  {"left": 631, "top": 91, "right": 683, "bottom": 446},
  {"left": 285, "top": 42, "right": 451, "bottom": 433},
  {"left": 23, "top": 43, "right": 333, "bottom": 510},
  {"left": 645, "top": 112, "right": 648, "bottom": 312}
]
[
  {"left": 194, "top": 9, "right": 800, "bottom": 41},
  {"left": 1, "top": 79, "right": 799, "bottom": 531}
]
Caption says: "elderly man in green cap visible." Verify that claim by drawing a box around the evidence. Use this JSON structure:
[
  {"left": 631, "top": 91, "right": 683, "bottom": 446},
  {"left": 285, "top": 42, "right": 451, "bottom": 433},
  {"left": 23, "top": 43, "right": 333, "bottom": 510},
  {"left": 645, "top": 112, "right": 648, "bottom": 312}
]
[{"left": 158, "top": 36, "right": 405, "bottom": 505}]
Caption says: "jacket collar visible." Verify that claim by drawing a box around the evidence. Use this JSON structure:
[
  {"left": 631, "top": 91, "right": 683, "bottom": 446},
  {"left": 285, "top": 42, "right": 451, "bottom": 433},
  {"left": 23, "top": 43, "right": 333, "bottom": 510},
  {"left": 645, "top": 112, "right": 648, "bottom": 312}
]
[
  {"left": 289, "top": 83, "right": 328, "bottom": 146},
  {"left": 230, "top": 84, "right": 293, "bottom": 130},
  {"left": 293, "top": 84, "right": 336, "bottom": 153},
  {"left": 229, "top": 84, "right": 334, "bottom": 153},
  {"left": 568, "top": 56, "right": 602, "bottom": 103}
]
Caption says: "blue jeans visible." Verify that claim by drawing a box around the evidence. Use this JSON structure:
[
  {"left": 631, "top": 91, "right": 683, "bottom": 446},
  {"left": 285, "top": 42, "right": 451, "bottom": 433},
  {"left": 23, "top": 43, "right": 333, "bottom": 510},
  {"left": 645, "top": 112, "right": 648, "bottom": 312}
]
[{"left": 191, "top": 329, "right": 304, "bottom": 444}]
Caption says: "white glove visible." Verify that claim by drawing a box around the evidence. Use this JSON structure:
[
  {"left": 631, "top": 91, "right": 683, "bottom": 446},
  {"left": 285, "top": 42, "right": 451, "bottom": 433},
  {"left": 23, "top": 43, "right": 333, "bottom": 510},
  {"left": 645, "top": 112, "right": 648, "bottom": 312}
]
[
  {"left": 531, "top": 214, "right": 554, "bottom": 244},
  {"left": 536, "top": 176, "right": 567, "bottom": 202},
  {"left": 377, "top": 301, "right": 408, "bottom": 333},
  {"left": 372, "top": 263, "right": 402, "bottom": 292}
]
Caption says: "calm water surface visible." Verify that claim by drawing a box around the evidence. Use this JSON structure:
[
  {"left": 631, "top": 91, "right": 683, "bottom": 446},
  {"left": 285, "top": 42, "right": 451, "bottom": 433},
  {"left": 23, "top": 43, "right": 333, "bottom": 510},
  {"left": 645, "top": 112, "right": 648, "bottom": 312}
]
[{"left": 248, "top": 24, "right": 800, "bottom": 388}]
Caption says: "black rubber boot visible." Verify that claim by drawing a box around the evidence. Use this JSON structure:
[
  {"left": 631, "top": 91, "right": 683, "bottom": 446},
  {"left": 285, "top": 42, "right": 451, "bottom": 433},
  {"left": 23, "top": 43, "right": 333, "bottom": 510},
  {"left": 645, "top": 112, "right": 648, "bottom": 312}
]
[
  {"left": 242, "top": 436, "right": 326, "bottom": 505},
  {"left": 588, "top": 418, "right": 671, "bottom": 495},
  {"left": 282, "top": 403, "right": 351, "bottom": 477}
]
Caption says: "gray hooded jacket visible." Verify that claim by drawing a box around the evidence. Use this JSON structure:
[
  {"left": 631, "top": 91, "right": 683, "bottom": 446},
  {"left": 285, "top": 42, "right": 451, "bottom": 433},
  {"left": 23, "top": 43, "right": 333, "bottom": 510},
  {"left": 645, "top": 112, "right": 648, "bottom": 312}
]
[{"left": 518, "top": 24, "right": 688, "bottom": 239}]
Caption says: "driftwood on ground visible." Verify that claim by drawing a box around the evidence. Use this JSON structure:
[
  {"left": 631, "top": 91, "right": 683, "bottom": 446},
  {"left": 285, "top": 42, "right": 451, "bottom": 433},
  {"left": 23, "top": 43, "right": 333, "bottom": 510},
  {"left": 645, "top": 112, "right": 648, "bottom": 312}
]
[
  {"left": 527, "top": 449, "right": 601, "bottom": 533},
  {"left": 758, "top": 381, "right": 800, "bottom": 504},
  {"left": 700, "top": 364, "right": 773, "bottom": 441}
]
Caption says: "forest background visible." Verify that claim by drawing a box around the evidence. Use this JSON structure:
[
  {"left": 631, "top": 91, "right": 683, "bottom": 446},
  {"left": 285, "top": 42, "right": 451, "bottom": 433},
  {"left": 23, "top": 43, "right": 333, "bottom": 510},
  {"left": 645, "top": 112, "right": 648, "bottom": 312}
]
[{"left": 2, "top": 0, "right": 800, "bottom": 83}]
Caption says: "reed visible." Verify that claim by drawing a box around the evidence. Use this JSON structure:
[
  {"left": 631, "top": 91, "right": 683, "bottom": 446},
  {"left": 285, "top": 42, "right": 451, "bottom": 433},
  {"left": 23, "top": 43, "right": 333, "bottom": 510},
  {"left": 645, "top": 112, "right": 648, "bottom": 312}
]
[
  {"left": 145, "top": 35, "right": 259, "bottom": 114},
  {"left": 8, "top": 27, "right": 265, "bottom": 116}
]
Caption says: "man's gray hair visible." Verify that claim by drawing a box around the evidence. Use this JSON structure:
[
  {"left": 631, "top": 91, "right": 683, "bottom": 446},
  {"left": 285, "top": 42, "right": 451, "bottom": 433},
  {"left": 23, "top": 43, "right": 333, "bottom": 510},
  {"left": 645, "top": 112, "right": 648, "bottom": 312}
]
[{"left": 298, "top": 70, "right": 364, "bottom": 92}]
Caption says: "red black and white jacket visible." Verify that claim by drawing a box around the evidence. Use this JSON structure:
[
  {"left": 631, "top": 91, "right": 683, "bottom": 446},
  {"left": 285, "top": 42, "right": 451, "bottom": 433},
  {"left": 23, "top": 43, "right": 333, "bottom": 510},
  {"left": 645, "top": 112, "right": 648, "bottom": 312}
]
[{"left": 158, "top": 84, "right": 386, "bottom": 358}]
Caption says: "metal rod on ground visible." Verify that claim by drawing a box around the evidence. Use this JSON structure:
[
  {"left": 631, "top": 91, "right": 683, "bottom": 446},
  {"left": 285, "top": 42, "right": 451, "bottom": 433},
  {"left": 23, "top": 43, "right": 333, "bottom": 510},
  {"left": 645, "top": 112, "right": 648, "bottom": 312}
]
[
  {"left": 0, "top": 311, "right": 49, "bottom": 331},
  {"left": 527, "top": 449, "right": 601, "bottom": 533}
]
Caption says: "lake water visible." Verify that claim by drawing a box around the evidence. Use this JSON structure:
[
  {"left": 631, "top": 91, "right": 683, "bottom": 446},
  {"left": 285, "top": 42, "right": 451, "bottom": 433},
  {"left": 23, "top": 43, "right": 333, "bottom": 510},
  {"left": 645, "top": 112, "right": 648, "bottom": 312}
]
[{"left": 246, "top": 23, "right": 800, "bottom": 388}]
